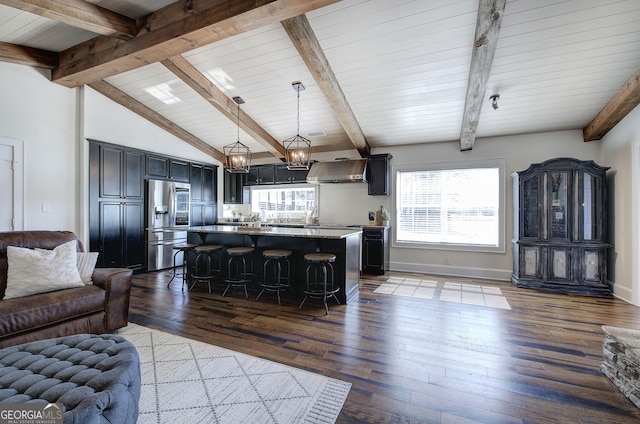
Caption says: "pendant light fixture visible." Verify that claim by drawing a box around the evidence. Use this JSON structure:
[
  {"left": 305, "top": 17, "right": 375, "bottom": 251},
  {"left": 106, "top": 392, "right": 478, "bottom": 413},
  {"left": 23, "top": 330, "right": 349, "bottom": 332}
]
[
  {"left": 283, "top": 81, "right": 312, "bottom": 170},
  {"left": 223, "top": 96, "right": 251, "bottom": 173}
]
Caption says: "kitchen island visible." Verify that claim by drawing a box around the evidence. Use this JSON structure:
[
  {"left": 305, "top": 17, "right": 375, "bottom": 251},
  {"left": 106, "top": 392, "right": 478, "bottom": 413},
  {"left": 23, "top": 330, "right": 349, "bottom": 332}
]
[{"left": 186, "top": 225, "right": 362, "bottom": 304}]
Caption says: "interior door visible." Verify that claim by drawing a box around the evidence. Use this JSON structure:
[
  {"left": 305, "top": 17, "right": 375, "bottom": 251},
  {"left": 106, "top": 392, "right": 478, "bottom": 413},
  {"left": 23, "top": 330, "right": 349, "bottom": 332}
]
[{"left": 0, "top": 136, "right": 23, "bottom": 231}]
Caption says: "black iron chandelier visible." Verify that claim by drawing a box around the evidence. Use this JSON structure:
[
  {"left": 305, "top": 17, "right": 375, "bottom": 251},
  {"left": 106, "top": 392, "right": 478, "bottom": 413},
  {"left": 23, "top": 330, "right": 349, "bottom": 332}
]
[
  {"left": 223, "top": 96, "right": 251, "bottom": 173},
  {"left": 282, "top": 82, "right": 312, "bottom": 170}
]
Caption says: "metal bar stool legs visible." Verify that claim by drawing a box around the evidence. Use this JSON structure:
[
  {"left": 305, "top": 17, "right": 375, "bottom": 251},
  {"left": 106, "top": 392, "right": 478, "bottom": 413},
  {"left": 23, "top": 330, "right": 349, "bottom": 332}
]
[
  {"left": 223, "top": 247, "right": 254, "bottom": 298},
  {"left": 189, "top": 245, "right": 222, "bottom": 294},
  {"left": 299, "top": 253, "right": 340, "bottom": 315},
  {"left": 168, "top": 243, "right": 197, "bottom": 289},
  {"left": 257, "top": 249, "right": 292, "bottom": 305}
]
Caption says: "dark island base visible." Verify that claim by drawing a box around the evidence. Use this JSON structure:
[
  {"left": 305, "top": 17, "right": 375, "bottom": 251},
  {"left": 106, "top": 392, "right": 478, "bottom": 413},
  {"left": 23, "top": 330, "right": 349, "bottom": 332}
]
[{"left": 187, "top": 231, "right": 360, "bottom": 305}]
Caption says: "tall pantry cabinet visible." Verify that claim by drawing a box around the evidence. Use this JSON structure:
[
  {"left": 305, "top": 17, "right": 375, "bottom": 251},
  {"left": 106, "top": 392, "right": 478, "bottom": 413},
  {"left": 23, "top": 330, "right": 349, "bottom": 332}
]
[
  {"left": 512, "top": 157, "right": 611, "bottom": 295},
  {"left": 89, "top": 142, "right": 145, "bottom": 272}
]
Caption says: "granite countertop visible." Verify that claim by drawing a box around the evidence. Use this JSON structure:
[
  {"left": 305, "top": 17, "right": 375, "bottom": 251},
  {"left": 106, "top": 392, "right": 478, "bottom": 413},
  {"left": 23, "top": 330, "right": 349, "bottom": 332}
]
[
  {"left": 188, "top": 225, "right": 361, "bottom": 239},
  {"left": 217, "top": 221, "right": 307, "bottom": 228}
]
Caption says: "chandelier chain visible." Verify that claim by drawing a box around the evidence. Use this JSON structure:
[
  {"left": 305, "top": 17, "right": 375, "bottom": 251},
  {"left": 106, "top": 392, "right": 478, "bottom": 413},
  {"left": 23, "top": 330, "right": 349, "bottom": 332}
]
[
  {"left": 237, "top": 100, "right": 241, "bottom": 141},
  {"left": 296, "top": 87, "right": 301, "bottom": 136}
]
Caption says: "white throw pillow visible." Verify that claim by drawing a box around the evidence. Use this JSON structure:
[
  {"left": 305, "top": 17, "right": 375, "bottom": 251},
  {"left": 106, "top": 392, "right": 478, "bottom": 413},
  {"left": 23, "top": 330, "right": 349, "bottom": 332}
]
[
  {"left": 5, "top": 240, "right": 85, "bottom": 300},
  {"left": 76, "top": 252, "right": 99, "bottom": 285},
  {"left": 35, "top": 248, "right": 99, "bottom": 285}
]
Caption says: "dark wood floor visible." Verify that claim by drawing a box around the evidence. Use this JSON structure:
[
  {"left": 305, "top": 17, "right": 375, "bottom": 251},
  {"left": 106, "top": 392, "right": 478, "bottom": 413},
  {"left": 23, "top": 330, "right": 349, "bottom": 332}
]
[{"left": 128, "top": 270, "right": 640, "bottom": 423}]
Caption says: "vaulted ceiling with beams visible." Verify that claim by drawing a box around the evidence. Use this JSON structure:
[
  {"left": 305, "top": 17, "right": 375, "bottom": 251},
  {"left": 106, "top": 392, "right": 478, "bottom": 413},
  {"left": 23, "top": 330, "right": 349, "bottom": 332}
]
[{"left": 1, "top": 0, "right": 639, "bottom": 164}]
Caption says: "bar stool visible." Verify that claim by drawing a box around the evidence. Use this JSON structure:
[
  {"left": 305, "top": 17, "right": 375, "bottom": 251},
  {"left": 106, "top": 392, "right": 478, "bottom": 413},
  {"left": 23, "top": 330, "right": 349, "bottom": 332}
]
[
  {"left": 223, "top": 246, "right": 255, "bottom": 298},
  {"left": 299, "top": 253, "right": 340, "bottom": 315},
  {"left": 189, "top": 244, "right": 222, "bottom": 294},
  {"left": 168, "top": 243, "right": 197, "bottom": 290},
  {"left": 257, "top": 249, "right": 292, "bottom": 305}
]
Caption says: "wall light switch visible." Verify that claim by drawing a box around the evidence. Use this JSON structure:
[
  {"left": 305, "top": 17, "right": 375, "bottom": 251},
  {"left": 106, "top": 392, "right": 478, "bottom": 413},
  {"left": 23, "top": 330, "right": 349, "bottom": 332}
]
[{"left": 42, "top": 203, "right": 51, "bottom": 213}]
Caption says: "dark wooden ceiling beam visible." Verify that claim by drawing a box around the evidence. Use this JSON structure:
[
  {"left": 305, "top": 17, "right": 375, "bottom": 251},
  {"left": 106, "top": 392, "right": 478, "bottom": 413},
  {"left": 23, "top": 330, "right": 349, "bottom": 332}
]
[
  {"left": 0, "top": 0, "right": 137, "bottom": 40},
  {"left": 162, "top": 55, "right": 285, "bottom": 158},
  {"left": 583, "top": 68, "right": 640, "bottom": 141},
  {"left": 459, "top": 0, "right": 506, "bottom": 151},
  {"left": 282, "top": 14, "right": 370, "bottom": 157},
  {"left": 0, "top": 40, "right": 57, "bottom": 68},
  {"left": 88, "top": 80, "right": 225, "bottom": 163},
  {"left": 51, "top": 0, "right": 341, "bottom": 88}
]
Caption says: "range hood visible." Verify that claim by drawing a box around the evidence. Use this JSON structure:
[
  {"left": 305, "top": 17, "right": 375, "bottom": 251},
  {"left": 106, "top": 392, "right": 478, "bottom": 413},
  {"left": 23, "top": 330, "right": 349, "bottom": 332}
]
[{"left": 306, "top": 159, "right": 368, "bottom": 183}]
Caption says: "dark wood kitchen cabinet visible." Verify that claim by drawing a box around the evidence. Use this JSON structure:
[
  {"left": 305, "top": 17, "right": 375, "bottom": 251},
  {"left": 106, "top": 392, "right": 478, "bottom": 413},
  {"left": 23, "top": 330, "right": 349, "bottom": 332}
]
[
  {"left": 89, "top": 141, "right": 145, "bottom": 272},
  {"left": 189, "top": 163, "right": 218, "bottom": 225},
  {"left": 275, "top": 165, "right": 292, "bottom": 183},
  {"left": 170, "top": 159, "right": 189, "bottom": 181},
  {"left": 276, "top": 164, "right": 311, "bottom": 183},
  {"left": 146, "top": 155, "right": 168, "bottom": 178},
  {"left": 512, "top": 157, "right": 611, "bottom": 295},
  {"left": 361, "top": 226, "right": 389, "bottom": 275},
  {"left": 290, "top": 167, "right": 310, "bottom": 183},
  {"left": 366, "top": 153, "right": 392, "bottom": 195},
  {"left": 146, "top": 155, "right": 189, "bottom": 181},
  {"left": 223, "top": 171, "right": 244, "bottom": 204},
  {"left": 90, "top": 140, "right": 219, "bottom": 271},
  {"left": 97, "top": 201, "right": 144, "bottom": 270},
  {"left": 244, "top": 164, "right": 275, "bottom": 185},
  {"left": 237, "top": 162, "right": 313, "bottom": 187}
]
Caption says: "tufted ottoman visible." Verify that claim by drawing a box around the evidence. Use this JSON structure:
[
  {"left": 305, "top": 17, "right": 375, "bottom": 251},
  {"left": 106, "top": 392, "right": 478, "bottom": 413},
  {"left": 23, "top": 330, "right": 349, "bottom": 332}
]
[{"left": 0, "top": 333, "right": 140, "bottom": 424}]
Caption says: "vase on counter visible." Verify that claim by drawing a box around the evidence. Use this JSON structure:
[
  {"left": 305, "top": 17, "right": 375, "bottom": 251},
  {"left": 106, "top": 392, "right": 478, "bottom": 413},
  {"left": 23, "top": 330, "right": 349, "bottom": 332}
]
[{"left": 376, "top": 205, "right": 390, "bottom": 226}]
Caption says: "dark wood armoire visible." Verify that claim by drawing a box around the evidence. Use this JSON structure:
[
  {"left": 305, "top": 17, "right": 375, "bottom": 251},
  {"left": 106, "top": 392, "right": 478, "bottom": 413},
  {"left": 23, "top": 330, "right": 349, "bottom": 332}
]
[{"left": 512, "top": 157, "right": 611, "bottom": 295}]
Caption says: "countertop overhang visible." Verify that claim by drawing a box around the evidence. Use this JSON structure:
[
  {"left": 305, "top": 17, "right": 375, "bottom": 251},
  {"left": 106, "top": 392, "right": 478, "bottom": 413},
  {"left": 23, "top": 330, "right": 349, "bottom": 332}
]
[
  {"left": 216, "top": 221, "right": 388, "bottom": 230},
  {"left": 188, "top": 225, "right": 362, "bottom": 239}
]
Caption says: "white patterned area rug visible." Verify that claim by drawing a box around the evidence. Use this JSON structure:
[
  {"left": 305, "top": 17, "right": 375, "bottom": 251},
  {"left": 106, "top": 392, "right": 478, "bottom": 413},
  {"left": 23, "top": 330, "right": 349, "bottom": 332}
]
[{"left": 116, "top": 323, "right": 351, "bottom": 424}]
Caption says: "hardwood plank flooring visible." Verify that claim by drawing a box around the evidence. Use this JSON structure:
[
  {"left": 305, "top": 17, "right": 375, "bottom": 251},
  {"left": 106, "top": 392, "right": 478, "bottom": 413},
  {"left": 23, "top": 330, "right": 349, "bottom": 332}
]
[{"left": 128, "top": 270, "right": 640, "bottom": 423}]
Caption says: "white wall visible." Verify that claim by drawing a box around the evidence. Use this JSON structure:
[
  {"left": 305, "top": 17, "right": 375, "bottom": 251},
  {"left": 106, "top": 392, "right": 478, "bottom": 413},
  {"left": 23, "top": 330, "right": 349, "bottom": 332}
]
[
  {"left": 0, "top": 62, "right": 78, "bottom": 231},
  {"left": 602, "top": 103, "right": 640, "bottom": 305},
  {"left": 84, "top": 86, "right": 216, "bottom": 164},
  {"left": 0, "top": 62, "right": 223, "bottom": 243}
]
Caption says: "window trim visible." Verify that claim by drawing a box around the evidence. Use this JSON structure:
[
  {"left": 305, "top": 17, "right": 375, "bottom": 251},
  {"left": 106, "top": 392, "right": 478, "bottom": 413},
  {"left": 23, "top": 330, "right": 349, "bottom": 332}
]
[{"left": 392, "top": 159, "right": 506, "bottom": 253}]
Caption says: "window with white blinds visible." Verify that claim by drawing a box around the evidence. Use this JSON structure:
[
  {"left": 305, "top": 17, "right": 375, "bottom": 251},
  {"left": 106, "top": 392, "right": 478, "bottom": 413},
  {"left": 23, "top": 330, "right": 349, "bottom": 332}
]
[{"left": 395, "top": 161, "right": 504, "bottom": 251}]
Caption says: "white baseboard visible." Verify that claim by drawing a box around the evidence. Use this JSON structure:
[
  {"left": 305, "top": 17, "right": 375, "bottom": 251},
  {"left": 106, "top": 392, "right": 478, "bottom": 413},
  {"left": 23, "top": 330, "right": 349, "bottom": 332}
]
[
  {"left": 389, "top": 261, "right": 512, "bottom": 281},
  {"left": 609, "top": 280, "right": 634, "bottom": 305}
]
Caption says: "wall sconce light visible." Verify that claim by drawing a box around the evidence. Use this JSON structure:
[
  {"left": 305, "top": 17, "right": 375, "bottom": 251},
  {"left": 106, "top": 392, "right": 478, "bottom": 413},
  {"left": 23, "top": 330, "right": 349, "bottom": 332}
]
[
  {"left": 490, "top": 94, "right": 500, "bottom": 110},
  {"left": 223, "top": 96, "right": 251, "bottom": 173}
]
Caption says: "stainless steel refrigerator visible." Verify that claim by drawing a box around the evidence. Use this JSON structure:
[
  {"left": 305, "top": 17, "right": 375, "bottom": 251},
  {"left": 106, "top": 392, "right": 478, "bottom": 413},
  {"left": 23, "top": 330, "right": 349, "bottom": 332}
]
[{"left": 146, "top": 179, "right": 190, "bottom": 271}]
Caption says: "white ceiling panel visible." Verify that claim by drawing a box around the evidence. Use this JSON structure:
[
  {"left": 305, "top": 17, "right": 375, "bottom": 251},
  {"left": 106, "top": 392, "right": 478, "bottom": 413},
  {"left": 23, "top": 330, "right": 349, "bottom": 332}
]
[
  {"left": 480, "top": 0, "right": 640, "bottom": 138},
  {"left": 1, "top": 0, "right": 639, "bottom": 159},
  {"left": 307, "top": 0, "right": 479, "bottom": 145}
]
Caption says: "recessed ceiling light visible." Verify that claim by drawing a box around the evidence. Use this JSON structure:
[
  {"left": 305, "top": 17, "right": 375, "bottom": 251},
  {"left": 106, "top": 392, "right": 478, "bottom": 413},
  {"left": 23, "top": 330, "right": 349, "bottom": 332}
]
[{"left": 307, "top": 130, "right": 326, "bottom": 137}]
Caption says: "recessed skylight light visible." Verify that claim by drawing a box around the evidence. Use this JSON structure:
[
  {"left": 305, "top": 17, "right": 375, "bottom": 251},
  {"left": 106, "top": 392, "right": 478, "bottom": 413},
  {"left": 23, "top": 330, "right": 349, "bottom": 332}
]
[
  {"left": 205, "top": 68, "right": 235, "bottom": 92},
  {"left": 145, "top": 83, "right": 181, "bottom": 105}
]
